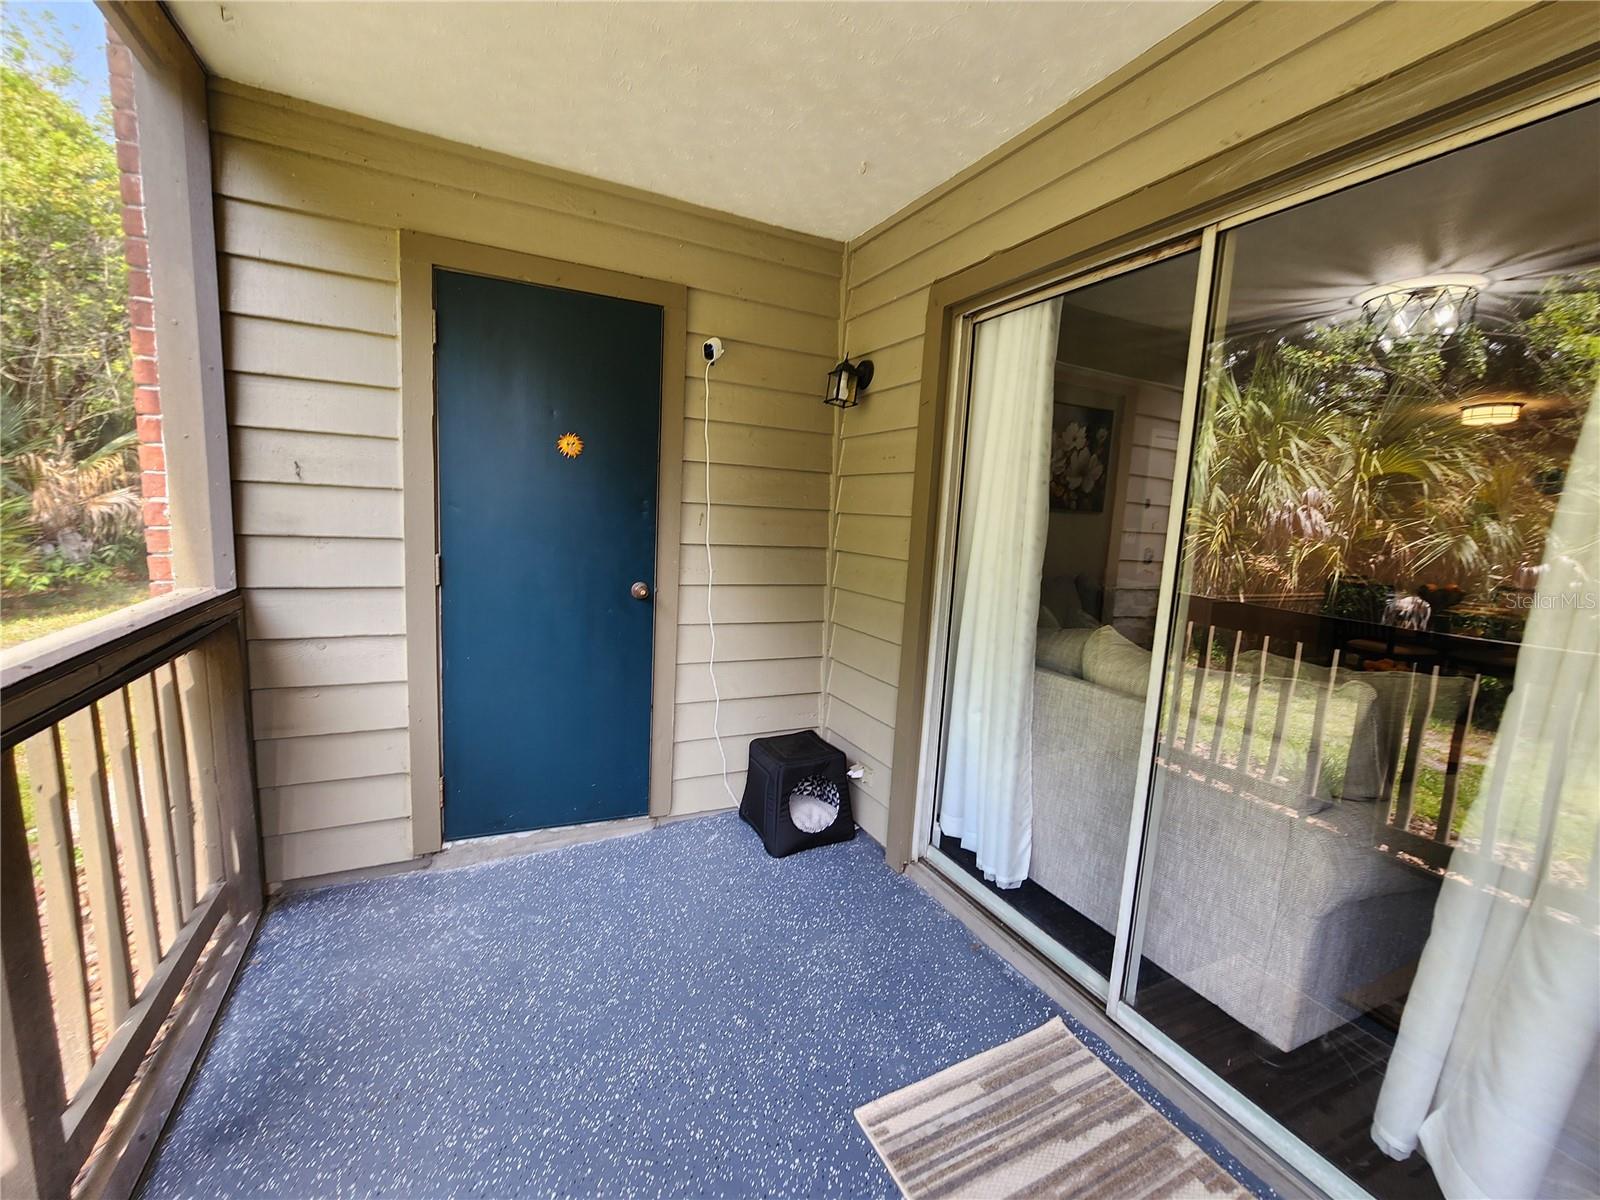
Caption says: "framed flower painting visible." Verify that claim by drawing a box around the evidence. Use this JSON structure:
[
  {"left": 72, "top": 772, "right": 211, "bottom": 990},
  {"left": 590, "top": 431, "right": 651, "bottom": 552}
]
[{"left": 1049, "top": 402, "right": 1115, "bottom": 512}]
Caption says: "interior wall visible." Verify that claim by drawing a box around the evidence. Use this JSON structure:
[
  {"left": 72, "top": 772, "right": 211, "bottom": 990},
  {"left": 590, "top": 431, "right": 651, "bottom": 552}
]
[
  {"left": 211, "top": 82, "right": 844, "bottom": 882},
  {"left": 1049, "top": 305, "right": 1189, "bottom": 643},
  {"left": 820, "top": 0, "right": 1595, "bottom": 848}
]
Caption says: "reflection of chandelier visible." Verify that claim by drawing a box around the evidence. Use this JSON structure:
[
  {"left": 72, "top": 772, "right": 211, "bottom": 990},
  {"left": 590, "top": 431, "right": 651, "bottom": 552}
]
[{"left": 1357, "top": 273, "right": 1487, "bottom": 355}]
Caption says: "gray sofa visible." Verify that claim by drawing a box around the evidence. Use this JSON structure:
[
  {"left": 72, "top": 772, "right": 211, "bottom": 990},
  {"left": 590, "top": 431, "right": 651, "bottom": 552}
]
[{"left": 1028, "top": 625, "right": 1443, "bottom": 1052}]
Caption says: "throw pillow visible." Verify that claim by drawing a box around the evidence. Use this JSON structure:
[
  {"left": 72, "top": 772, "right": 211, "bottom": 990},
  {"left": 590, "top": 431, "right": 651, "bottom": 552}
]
[
  {"left": 1081, "top": 625, "right": 1154, "bottom": 699},
  {"left": 1036, "top": 627, "right": 1094, "bottom": 678}
]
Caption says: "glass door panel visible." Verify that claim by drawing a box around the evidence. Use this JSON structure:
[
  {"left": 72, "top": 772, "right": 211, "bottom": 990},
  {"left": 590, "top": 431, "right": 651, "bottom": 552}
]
[
  {"left": 932, "top": 249, "right": 1201, "bottom": 990},
  {"left": 1128, "top": 104, "right": 1600, "bottom": 1200}
]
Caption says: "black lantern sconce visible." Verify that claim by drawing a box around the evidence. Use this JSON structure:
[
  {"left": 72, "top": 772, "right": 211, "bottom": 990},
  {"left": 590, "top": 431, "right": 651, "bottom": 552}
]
[{"left": 824, "top": 356, "right": 874, "bottom": 409}]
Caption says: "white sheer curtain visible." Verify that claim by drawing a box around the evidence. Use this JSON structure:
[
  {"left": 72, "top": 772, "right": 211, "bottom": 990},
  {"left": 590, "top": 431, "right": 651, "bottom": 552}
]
[
  {"left": 1372, "top": 386, "right": 1600, "bottom": 1199},
  {"left": 940, "top": 297, "right": 1063, "bottom": 888}
]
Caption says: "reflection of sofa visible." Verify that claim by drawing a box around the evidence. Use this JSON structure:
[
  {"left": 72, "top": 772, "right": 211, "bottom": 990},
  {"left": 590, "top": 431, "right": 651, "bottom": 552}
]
[{"left": 1029, "top": 625, "right": 1442, "bottom": 1051}]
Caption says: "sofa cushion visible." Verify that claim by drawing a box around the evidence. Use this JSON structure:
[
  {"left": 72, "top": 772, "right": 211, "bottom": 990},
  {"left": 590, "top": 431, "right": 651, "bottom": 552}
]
[
  {"left": 1081, "top": 625, "right": 1153, "bottom": 699},
  {"left": 1036, "top": 627, "right": 1094, "bottom": 678}
]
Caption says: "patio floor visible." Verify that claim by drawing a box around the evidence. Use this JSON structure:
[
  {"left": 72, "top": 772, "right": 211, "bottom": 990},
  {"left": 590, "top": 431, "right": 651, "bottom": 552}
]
[{"left": 140, "top": 812, "right": 1269, "bottom": 1198}]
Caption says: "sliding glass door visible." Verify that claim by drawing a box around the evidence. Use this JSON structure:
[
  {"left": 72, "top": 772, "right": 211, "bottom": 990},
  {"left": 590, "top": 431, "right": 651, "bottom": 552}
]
[
  {"left": 930, "top": 247, "right": 1203, "bottom": 995},
  {"left": 927, "top": 99, "right": 1599, "bottom": 1200}
]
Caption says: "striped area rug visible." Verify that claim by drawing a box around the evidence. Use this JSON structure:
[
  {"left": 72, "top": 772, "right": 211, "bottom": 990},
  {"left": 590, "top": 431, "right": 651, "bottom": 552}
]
[{"left": 855, "top": 1018, "right": 1251, "bottom": 1200}]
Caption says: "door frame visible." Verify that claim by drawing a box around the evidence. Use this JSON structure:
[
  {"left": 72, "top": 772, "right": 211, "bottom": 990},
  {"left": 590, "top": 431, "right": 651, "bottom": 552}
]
[{"left": 398, "top": 233, "right": 688, "bottom": 853}]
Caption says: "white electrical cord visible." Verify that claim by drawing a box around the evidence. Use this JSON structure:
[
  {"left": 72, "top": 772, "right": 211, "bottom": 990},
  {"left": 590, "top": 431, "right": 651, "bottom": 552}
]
[{"left": 703, "top": 359, "right": 739, "bottom": 806}]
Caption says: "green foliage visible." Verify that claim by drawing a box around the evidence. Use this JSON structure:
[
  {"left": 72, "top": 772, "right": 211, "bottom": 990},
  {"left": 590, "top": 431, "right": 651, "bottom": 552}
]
[
  {"left": 1189, "top": 275, "right": 1600, "bottom": 604},
  {"left": 1520, "top": 270, "right": 1600, "bottom": 411},
  {"left": 1, "top": 535, "right": 138, "bottom": 593},
  {"left": 1, "top": 13, "right": 143, "bottom": 594}
]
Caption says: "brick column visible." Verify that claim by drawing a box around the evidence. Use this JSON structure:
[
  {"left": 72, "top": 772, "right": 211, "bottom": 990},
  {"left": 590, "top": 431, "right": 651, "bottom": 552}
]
[{"left": 106, "top": 27, "right": 173, "bottom": 595}]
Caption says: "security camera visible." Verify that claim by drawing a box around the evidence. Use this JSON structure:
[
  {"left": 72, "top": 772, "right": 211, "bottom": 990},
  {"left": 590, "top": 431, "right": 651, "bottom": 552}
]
[{"left": 702, "top": 337, "right": 725, "bottom": 363}]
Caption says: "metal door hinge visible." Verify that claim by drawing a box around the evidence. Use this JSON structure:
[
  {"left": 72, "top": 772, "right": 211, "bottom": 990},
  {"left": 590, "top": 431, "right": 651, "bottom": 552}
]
[
  {"left": 438, "top": 776, "right": 445, "bottom": 807},
  {"left": 432, "top": 311, "right": 437, "bottom": 344},
  {"left": 435, "top": 553, "right": 442, "bottom": 588}
]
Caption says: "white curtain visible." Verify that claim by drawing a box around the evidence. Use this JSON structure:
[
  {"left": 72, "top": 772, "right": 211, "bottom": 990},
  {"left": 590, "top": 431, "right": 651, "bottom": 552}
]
[
  {"left": 1372, "top": 386, "right": 1600, "bottom": 1199},
  {"left": 940, "top": 297, "right": 1063, "bottom": 888}
]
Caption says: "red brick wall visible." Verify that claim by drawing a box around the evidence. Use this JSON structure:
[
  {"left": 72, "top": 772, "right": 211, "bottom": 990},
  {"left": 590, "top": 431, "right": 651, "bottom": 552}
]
[{"left": 106, "top": 27, "right": 173, "bottom": 595}]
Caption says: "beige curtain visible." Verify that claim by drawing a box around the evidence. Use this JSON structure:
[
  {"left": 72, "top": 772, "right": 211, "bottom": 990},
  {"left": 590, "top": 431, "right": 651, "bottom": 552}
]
[
  {"left": 940, "top": 297, "right": 1063, "bottom": 888},
  {"left": 1372, "top": 386, "right": 1600, "bottom": 1199}
]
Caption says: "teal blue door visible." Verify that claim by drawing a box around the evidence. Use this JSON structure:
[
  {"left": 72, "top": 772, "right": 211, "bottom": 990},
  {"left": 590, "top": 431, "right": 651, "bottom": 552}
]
[{"left": 435, "top": 269, "right": 662, "bottom": 839}]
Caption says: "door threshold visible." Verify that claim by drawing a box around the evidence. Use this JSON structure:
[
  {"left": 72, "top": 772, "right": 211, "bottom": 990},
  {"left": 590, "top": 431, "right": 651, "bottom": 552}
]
[
  {"left": 271, "top": 812, "right": 724, "bottom": 898},
  {"left": 436, "top": 814, "right": 657, "bottom": 869}
]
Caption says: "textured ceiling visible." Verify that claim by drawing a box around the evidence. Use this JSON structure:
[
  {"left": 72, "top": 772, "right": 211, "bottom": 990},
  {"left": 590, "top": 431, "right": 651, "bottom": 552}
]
[
  {"left": 1063, "top": 103, "right": 1600, "bottom": 333},
  {"left": 168, "top": 0, "right": 1210, "bottom": 240}
]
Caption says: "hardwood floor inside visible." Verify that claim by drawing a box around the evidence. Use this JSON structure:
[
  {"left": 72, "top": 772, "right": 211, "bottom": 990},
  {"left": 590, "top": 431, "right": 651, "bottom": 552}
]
[{"left": 938, "top": 836, "right": 1444, "bottom": 1200}]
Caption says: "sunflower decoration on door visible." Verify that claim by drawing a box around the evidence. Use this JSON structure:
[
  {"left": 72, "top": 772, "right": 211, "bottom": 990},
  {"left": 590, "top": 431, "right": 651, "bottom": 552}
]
[{"left": 555, "top": 432, "right": 584, "bottom": 459}]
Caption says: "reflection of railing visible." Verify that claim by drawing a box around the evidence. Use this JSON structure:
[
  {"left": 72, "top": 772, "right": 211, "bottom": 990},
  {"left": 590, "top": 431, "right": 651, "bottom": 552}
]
[
  {"left": 1, "top": 593, "right": 262, "bottom": 1199},
  {"left": 1161, "top": 596, "right": 1516, "bottom": 869}
]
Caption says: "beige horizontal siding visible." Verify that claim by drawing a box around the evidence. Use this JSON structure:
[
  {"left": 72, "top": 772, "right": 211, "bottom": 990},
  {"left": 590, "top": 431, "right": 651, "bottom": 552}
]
[
  {"left": 682, "top": 421, "right": 832, "bottom": 474},
  {"left": 213, "top": 135, "right": 838, "bottom": 314},
  {"left": 674, "top": 693, "right": 821, "bottom": 744},
  {"left": 675, "top": 622, "right": 824, "bottom": 665},
  {"left": 821, "top": 0, "right": 1566, "bottom": 835},
  {"left": 679, "top": 545, "right": 827, "bottom": 586},
  {"left": 220, "top": 255, "right": 396, "bottom": 333},
  {"left": 239, "top": 537, "right": 404, "bottom": 590},
  {"left": 260, "top": 774, "right": 410, "bottom": 838},
  {"left": 681, "top": 463, "right": 830, "bottom": 511},
  {"left": 225, "top": 315, "right": 398, "bottom": 388},
  {"left": 248, "top": 636, "right": 406, "bottom": 688},
  {"left": 214, "top": 82, "right": 843, "bottom": 881},
  {"left": 675, "top": 658, "right": 821, "bottom": 704},
  {"left": 216, "top": 197, "right": 397, "bottom": 280},
  {"left": 228, "top": 374, "right": 398, "bottom": 439},
  {"left": 679, "top": 503, "right": 828, "bottom": 548},
  {"left": 233, "top": 482, "right": 401, "bottom": 539},
  {"left": 251, "top": 683, "right": 409, "bottom": 740},
  {"left": 683, "top": 379, "right": 834, "bottom": 435},
  {"left": 253, "top": 728, "right": 409, "bottom": 789},
  {"left": 244, "top": 588, "right": 405, "bottom": 641},
  {"left": 230, "top": 429, "right": 400, "bottom": 489},
  {"left": 264, "top": 817, "right": 411, "bottom": 883}
]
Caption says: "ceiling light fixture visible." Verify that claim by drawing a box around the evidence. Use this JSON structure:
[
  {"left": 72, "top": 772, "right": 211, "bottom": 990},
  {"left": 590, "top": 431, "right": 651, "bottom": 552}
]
[
  {"left": 1460, "top": 399, "right": 1524, "bottom": 428},
  {"left": 1357, "top": 273, "right": 1488, "bottom": 356}
]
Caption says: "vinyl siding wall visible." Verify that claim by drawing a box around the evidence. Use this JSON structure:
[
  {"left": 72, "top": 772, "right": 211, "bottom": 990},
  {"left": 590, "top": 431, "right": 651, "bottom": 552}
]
[
  {"left": 820, "top": 1, "right": 1596, "bottom": 844},
  {"left": 211, "top": 82, "right": 843, "bottom": 882}
]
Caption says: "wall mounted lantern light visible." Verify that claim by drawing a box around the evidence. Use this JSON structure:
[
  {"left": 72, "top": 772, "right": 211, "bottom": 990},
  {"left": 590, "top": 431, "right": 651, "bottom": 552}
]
[
  {"left": 825, "top": 356, "right": 874, "bottom": 408},
  {"left": 1357, "top": 273, "right": 1487, "bottom": 356}
]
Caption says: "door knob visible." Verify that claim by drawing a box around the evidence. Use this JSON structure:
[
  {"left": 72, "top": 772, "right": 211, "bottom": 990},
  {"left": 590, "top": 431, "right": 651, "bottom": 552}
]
[{"left": 631, "top": 581, "right": 651, "bottom": 600}]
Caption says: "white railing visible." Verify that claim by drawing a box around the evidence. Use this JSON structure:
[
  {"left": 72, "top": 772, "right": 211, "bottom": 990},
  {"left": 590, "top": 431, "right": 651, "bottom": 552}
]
[{"left": 1157, "top": 596, "right": 1504, "bottom": 868}]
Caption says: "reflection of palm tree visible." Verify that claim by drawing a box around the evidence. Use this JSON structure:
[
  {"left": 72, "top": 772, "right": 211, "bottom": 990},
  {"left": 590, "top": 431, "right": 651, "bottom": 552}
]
[{"left": 1186, "top": 342, "right": 1560, "bottom": 603}]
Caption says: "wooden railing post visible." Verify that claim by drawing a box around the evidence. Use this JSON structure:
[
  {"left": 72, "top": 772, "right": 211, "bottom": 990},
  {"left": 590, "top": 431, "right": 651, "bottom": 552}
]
[
  {"left": 97, "top": 691, "right": 162, "bottom": 985},
  {"left": 61, "top": 708, "right": 135, "bottom": 1028},
  {"left": 21, "top": 730, "right": 91, "bottom": 1090},
  {"left": 153, "top": 664, "right": 196, "bottom": 920},
  {"left": 203, "top": 625, "right": 264, "bottom": 911},
  {"left": 1, "top": 753, "right": 73, "bottom": 1200},
  {"left": 128, "top": 675, "right": 182, "bottom": 954}
]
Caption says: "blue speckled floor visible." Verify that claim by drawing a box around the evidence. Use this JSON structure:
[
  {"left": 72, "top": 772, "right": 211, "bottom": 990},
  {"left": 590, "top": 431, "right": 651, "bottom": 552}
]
[{"left": 141, "top": 813, "right": 1270, "bottom": 1199}]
